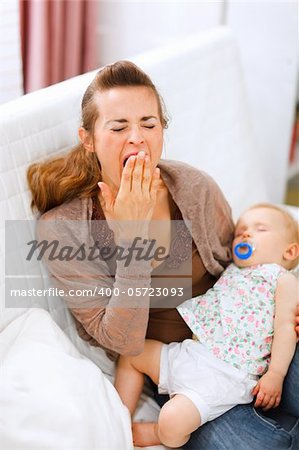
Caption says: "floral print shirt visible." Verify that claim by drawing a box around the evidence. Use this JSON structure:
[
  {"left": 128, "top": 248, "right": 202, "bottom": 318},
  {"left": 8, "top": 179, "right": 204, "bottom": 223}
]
[{"left": 178, "top": 263, "right": 286, "bottom": 376}]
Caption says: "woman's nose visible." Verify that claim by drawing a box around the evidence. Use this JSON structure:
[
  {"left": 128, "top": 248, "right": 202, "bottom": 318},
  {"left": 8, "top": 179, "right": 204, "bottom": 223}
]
[{"left": 128, "top": 127, "right": 145, "bottom": 145}]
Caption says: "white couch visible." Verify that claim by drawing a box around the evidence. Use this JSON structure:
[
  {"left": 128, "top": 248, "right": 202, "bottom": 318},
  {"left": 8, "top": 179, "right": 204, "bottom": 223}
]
[{"left": 0, "top": 26, "right": 285, "bottom": 449}]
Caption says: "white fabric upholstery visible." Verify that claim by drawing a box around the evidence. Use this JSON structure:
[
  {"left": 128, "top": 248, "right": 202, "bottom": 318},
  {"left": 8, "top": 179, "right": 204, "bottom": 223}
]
[
  {"left": 0, "top": 26, "right": 271, "bottom": 449},
  {"left": 0, "top": 309, "right": 132, "bottom": 450}
]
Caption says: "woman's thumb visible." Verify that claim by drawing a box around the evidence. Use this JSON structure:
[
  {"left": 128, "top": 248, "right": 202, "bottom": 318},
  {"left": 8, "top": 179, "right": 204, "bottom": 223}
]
[{"left": 98, "top": 182, "right": 113, "bottom": 210}]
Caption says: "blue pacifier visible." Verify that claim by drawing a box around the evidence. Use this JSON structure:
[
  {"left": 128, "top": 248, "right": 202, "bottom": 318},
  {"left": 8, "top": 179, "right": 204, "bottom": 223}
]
[{"left": 234, "top": 242, "right": 254, "bottom": 260}]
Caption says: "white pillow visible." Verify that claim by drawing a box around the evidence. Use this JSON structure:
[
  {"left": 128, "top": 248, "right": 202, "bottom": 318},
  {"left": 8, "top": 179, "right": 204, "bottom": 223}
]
[{"left": 0, "top": 309, "right": 132, "bottom": 450}]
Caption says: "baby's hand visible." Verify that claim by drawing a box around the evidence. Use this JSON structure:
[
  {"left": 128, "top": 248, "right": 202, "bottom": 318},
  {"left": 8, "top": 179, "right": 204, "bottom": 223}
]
[
  {"left": 295, "top": 305, "right": 299, "bottom": 342},
  {"left": 252, "top": 370, "right": 283, "bottom": 411}
]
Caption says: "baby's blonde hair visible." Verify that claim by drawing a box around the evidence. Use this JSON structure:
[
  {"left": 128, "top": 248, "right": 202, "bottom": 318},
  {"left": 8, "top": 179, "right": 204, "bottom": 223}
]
[{"left": 247, "top": 203, "right": 299, "bottom": 269}]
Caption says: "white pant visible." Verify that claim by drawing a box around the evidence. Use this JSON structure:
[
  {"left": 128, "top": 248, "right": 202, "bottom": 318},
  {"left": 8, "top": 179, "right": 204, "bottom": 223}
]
[{"left": 158, "top": 339, "right": 258, "bottom": 424}]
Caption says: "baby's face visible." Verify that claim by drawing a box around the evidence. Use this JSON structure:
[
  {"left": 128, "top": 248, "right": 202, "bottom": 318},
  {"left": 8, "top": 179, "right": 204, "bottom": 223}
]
[{"left": 233, "top": 207, "right": 290, "bottom": 268}]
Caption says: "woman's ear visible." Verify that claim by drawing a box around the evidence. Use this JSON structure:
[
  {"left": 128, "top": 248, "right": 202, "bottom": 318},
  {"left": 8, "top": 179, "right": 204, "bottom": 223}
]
[
  {"left": 78, "top": 127, "right": 94, "bottom": 153},
  {"left": 283, "top": 242, "right": 299, "bottom": 263}
]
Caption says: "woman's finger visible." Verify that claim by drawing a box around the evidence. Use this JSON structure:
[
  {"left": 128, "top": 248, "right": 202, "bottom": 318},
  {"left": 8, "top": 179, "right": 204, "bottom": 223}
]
[
  {"left": 131, "top": 151, "right": 145, "bottom": 194},
  {"left": 149, "top": 168, "right": 160, "bottom": 202},
  {"left": 119, "top": 155, "right": 136, "bottom": 194},
  {"left": 141, "top": 155, "right": 151, "bottom": 194}
]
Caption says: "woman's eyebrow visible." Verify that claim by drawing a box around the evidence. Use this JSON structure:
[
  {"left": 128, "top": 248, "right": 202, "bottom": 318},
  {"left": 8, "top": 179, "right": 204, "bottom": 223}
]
[
  {"left": 106, "top": 115, "right": 158, "bottom": 125},
  {"left": 106, "top": 118, "right": 128, "bottom": 125},
  {"left": 141, "top": 116, "right": 158, "bottom": 121}
]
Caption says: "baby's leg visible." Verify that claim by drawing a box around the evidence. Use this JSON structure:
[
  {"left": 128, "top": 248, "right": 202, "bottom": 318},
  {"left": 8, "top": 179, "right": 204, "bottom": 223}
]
[
  {"left": 133, "top": 394, "right": 201, "bottom": 448},
  {"left": 158, "top": 394, "right": 201, "bottom": 447},
  {"left": 114, "top": 339, "right": 162, "bottom": 415}
]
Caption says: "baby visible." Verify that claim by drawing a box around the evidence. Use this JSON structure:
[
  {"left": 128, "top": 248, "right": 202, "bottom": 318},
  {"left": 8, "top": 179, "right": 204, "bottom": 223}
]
[{"left": 115, "top": 204, "right": 299, "bottom": 448}]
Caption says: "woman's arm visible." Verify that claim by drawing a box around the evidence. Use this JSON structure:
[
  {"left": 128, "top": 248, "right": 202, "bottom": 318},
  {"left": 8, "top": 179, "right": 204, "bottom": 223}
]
[
  {"left": 37, "top": 155, "right": 162, "bottom": 356},
  {"left": 71, "top": 244, "right": 154, "bottom": 356},
  {"left": 37, "top": 215, "right": 154, "bottom": 356}
]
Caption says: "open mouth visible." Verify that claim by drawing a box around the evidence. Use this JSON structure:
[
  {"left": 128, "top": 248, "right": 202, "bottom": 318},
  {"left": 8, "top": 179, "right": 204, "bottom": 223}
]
[
  {"left": 122, "top": 152, "right": 139, "bottom": 167},
  {"left": 123, "top": 157, "right": 130, "bottom": 167}
]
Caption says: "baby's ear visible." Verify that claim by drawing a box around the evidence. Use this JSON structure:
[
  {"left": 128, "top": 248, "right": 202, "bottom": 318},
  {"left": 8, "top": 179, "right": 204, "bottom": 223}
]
[
  {"left": 283, "top": 242, "right": 299, "bottom": 263},
  {"left": 78, "top": 127, "right": 94, "bottom": 152}
]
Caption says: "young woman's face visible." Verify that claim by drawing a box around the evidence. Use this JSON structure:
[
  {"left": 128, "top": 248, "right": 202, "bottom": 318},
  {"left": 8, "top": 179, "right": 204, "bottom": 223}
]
[
  {"left": 233, "top": 207, "right": 291, "bottom": 268},
  {"left": 85, "top": 86, "right": 164, "bottom": 192}
]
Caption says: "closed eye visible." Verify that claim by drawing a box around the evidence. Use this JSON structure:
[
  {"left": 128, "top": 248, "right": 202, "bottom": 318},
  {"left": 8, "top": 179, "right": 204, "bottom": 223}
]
[
  {"left": 257, "top": 226, "right": 268, "bottom": 231},
  {"left": 143, "top": 125, "right": 155, "bottom": 129},
  {"left": 112, "top": 127, "right": 127, "bottom": 132}
]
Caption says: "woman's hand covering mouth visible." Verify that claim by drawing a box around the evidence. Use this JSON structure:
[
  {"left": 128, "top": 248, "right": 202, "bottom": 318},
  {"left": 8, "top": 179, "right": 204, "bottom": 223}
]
[{"left": 122, "top": 151, "right": 146, "bottom": 167}]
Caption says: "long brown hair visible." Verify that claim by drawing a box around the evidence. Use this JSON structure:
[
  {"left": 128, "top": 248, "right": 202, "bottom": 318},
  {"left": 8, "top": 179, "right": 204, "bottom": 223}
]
[{"left": 27, "top": 61, "right": 169, "bottom": 214}]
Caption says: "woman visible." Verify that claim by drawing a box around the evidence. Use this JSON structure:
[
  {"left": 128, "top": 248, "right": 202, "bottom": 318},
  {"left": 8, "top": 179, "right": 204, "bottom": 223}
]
[{"left": 28, "top": 61, "right": 299, "bottom": 449}]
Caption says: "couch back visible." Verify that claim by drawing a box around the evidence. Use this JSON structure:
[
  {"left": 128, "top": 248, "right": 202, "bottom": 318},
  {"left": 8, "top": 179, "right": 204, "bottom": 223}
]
[{"left": 0, "top": 26, "right": 268, "bottom": 326}]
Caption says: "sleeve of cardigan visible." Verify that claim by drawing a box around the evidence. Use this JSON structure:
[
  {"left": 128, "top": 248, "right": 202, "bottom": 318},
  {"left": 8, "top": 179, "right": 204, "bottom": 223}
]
[{"left": 36, "top": 215, "right": 153, "bottom": 356}]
